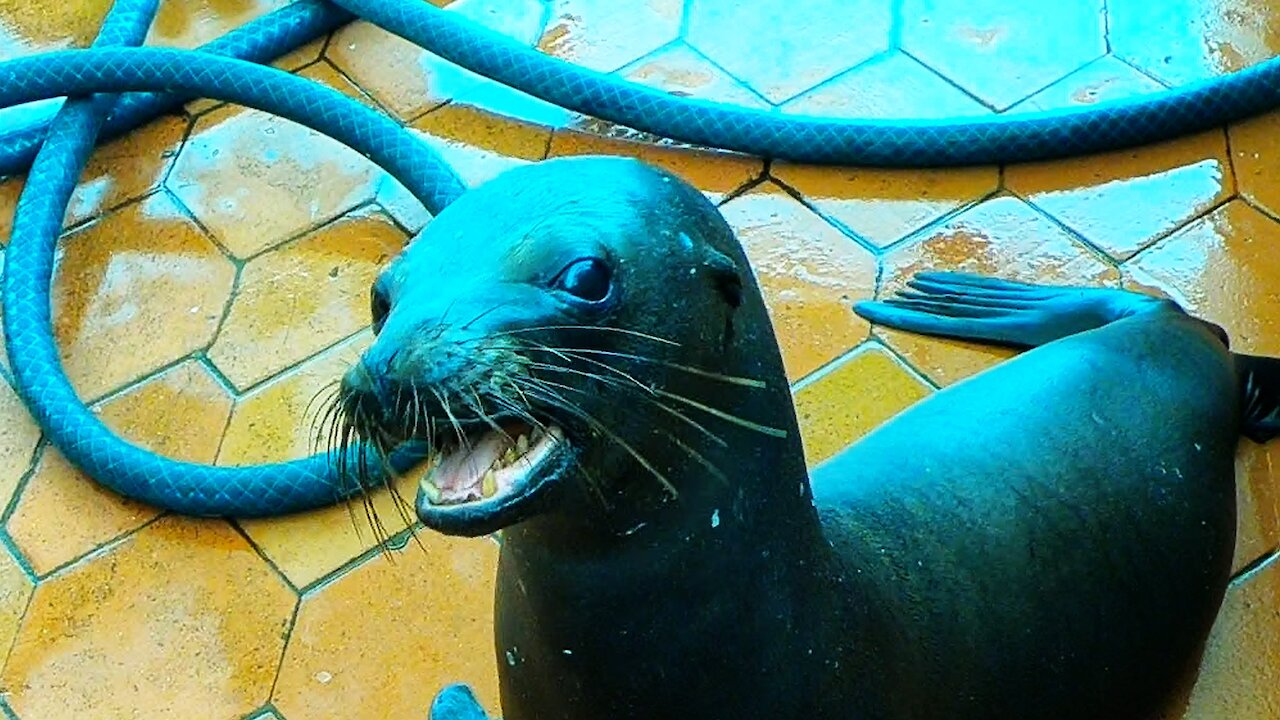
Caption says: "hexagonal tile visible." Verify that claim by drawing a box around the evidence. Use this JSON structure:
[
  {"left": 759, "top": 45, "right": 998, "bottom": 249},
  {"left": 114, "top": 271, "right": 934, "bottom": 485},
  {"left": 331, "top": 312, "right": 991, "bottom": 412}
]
[
  {"left": 327, "top": 0, "right": 548, "bottom": 122},
  {"left": 1235, "top": 441, "right": 1280, "bottom": 575},
  {"left": 541, "top": 0, "right": 682, "bottom": 73},
  {"left": 1005, "top": 129, "right": 1233, "bottom": 261},
  {"left": 793, "top": 343, "right": 933, "bottom": 467},
  {"left": 0, "top": 115, "right": 188, "bottom": 242},
  {"left": 7, "top": 360, "right": 231, "bottom": 576},
  {"left": 225, "top": 332, "right": 427, "bottom": 590},
  {"left": 0, "top": 546, "right": 32, "bottom": 666},
  {"left": 2, "top": 516, "right": 296, "bottom": 718},
  {"left": 166, "top": 63, "right": 383, "bottom": 259},
  {"left": 1175, "top": 556, "right": 1280, "bottom": 719},
  {"left": 50, "top": 192, "right": 235, "bottom": 400},
  {"left": 1109, "top": 0, "right": 1280, "bottom": 87},
  {"left": 548, "top": 130, "right": 762, "bottom": 204},
  {"left": 687, "top": 0, "right": 891, "bottom": 103},
  {"left": 207, "top": 207, "right": 405, "bottom": 391},
  {"left": 1009, "top": 55, "right": 1166, "bottom": 112},
  {"left": 143, "top": 0, "right": 291, "bottom": 49},
  {"left": 0, "top": 376, "right": 42, "bottom": 510},
  {"left": 571, "top": 42, "right": 772, "bottom": 143},
  {"left": 409, "top": 103, "right": 553, "bottom": 190},
  {"left": 877, "top": 196, "right": 1119, "bottom": 386},
  {"left": 272, "top": 537, "right": 500, "bottom": 719},
  {"left": 901, "top": 0, "right": 1107, "bottom": 110},
  {"left": 773, "top": 52, "right": 998, "bottom": 249},
  {"left": 781, "top": 51, "right": 990, "bottom": 120},
  {"left": 0, "top": 0, "right": 110, "bottom": 61},
  {"left": 717, "top": 182, "right": 876, "bottom": 382},
  {"left": 1229, "top": 110, "right": 1280, "bottom": 220},
  {"left": 1124, "top": 200, "right": 1280, "bottom": 358}
]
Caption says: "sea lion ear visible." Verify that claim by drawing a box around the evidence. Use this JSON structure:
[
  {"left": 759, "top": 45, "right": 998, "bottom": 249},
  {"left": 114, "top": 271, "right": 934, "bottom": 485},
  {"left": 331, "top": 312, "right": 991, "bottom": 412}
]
[{"left": 702, "top": 248, "right": 743, "bottom": 309}]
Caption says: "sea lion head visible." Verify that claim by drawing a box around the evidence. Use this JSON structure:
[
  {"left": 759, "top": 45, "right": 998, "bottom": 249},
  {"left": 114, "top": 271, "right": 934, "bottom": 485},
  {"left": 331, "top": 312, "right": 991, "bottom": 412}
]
[{"left": 334, "top": 155, "right": 795, "bottom": 539}]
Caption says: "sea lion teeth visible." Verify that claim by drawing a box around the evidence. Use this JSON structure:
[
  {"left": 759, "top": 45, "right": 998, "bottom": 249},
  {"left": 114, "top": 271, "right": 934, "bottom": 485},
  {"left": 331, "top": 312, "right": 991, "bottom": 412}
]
[
  {"left": 419, "top": 475, "right": 443, "bottom": 504},
  {"left": 516, "top": 434, "right": 529, "bottom": 455},
  {"left": 482, "top": 470, "right": 497, "bottom": 498}
]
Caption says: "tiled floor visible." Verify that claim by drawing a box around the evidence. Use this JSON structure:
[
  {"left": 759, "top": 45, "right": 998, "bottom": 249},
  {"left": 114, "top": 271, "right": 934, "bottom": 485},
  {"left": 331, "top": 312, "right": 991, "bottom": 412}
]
[{"left": 0, "top": 0, "right": 1278, "bottom": 717}]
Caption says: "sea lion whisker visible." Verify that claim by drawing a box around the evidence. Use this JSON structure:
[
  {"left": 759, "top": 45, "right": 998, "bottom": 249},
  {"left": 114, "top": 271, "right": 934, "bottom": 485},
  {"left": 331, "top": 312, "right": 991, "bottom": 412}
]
[
  {"left": 515, "top": 378, "right": 679, "bottom": 499},
  {"left": 431, "top": 387, "right": 473, "bottom": 456},
  {"left": 660, "top": 429, "right": 730, "bottom": 487},
  {"left": 526, "top": 346, "right": 768, "bottom": 388},
  {"left": 519, "top": 342, "right": 655, "bottom": 395},
  {"left": 652, "top": 388, "right": 789, "bottom": 439},
  {"left": 498, "top": 325, "right": 681, "bottom": 347}
]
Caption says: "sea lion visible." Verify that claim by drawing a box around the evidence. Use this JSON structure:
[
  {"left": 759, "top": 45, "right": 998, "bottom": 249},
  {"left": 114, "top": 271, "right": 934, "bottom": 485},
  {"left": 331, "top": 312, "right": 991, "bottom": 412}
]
[{"left": 335, "top": 155, "right": 1280, "bottom": 720}]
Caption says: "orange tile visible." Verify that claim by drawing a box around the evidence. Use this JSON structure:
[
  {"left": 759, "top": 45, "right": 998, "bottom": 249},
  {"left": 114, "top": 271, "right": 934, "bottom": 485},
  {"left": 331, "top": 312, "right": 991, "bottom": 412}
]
[
  {"left": 1124, "top": 200, "right": 1280, "bottom": 357},
  {"left": 1175, "top": 556, "right": 1280, "bottom": 719},
  {"left": 184, "top": 35, "right": 329, "bottom": 116},
  {"left": 718, "top": 182, "right": 876, "bottom": 382},
  {"left": 686, "top": 0, "right": 891, "bottom": 103},
  {"left": 166, "top": 63, "right": 383, "bottom": 259},
  {"left": 7, "top": 360, "right": 231, "bottom": 576},
  {"left": 0, "top": 116, "right": 188, "bottom": 242},
  {"left": 793, "top": 343, "right": 934, "bottom": 467},
  {"left": 51, "top": 192, "right": 235, "bottom": 400},
  {"left": 272, "top": 537, "right": 500, "bottom": 719},
  {"left": 0, "top": 547, "right": 32, "bottom": 670},
  {"left": 1229, "top": 110, "right": 1280, "bottom": 219},
  {"left": 1005, "top": 129, "right": 1233, "bottom": 261},
  {"left": 876, "top": 195, "right": 1119, "bottom": 386},
  {"left": 327, "top": 0, "right": 548, "bottom": 122},
  {"left": 1009, "top": 55, "right": 1166, "bottom": 112},
  {"left": 1234, "top": 440, "right": 1280, "bottom": 575},
  {"left": 900, "top": 0, "right": 1107, "bottom": 109},
  {"left": 2, "top": 516, "right": 296, "bottom": 718},
  {"left": 0, "top": 377, "right": 42, "bottom": 510},
  {"left": 541, "top": 0, "right": 681, "bottom": 73},
  {"left": 225, "top": 332, "right": 429, "bottom": 589},
  {"left": 207, "top": 207, "right": 405, "bottom": 391},
  {"left": 1109, "top": 0, "right": 1280, "bottom": 86},
  {"left": 408, "top": 104, "right": 552, "bottom": 190},
  {"left": 548, "top": 130, "right": 761, "bottom": 204},
  {"left": 144, "top": 0, "right": 291, "bottom": 49},
  {"left": 0, "top": 0, "right": 111, "bottom": 60}
]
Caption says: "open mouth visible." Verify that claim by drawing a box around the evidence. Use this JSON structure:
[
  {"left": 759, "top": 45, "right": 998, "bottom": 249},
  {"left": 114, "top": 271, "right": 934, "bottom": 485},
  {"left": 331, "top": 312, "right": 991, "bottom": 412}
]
[{"left": 414, "top": 418, "right": 569, "bottom": 536}]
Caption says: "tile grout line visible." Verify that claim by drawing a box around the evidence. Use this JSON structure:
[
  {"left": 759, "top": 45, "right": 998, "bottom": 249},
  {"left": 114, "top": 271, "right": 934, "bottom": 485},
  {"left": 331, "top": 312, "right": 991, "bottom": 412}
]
[{"left": 36, "top": 512, "right": 170, "bottom": 583}]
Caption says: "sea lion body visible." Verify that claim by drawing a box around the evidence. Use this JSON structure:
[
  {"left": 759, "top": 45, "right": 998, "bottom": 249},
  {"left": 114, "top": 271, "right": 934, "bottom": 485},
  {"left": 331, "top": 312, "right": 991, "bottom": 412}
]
[{"left": 340, "top": 157, "right": 1269, "bottom": 720}]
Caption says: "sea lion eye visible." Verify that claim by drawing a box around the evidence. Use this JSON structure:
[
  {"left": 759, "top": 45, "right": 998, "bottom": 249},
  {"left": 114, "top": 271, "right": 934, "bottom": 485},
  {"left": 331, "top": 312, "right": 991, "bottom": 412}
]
[
  {"left": 555, "top": 258, "right": 612, "bottom": 302},
  {"left": 370, "top": 280, "right": 391, "bottom": 334}
]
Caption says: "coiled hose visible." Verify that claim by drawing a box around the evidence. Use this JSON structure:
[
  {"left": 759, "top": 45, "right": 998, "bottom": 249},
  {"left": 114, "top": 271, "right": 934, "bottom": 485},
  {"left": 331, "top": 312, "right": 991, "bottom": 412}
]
[{"left": 2, "top": 0, "right": 1278, "bottom": 516}]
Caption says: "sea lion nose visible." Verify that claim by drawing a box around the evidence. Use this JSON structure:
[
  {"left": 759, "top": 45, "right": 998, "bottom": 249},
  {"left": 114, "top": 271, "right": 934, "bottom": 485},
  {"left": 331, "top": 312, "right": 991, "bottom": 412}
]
[{"left": 339, "top": 357, "right": 397, "bottom": 424}]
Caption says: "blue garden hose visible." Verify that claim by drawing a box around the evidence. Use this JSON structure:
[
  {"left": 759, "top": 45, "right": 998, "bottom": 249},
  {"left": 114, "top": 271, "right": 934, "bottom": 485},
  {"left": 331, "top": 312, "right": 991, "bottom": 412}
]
[{"left": 2, "top": 0, "right": 1279, "bottom": 517}]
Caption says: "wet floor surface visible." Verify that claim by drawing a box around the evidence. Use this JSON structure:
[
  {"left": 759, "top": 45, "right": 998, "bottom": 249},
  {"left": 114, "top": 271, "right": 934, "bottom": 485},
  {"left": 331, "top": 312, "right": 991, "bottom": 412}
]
[{"left": 0, "top": 0, "right": 1279, "bottom": 717}]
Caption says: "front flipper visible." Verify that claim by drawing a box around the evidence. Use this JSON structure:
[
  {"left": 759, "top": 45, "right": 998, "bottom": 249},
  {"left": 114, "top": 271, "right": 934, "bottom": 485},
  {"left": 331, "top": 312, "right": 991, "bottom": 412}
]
[
  {"left": 428, "top": 684, "right": 492, "bottom": 720},
  {"left": 854, "top": 271, "right": 1180, "bottom": 349}
]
